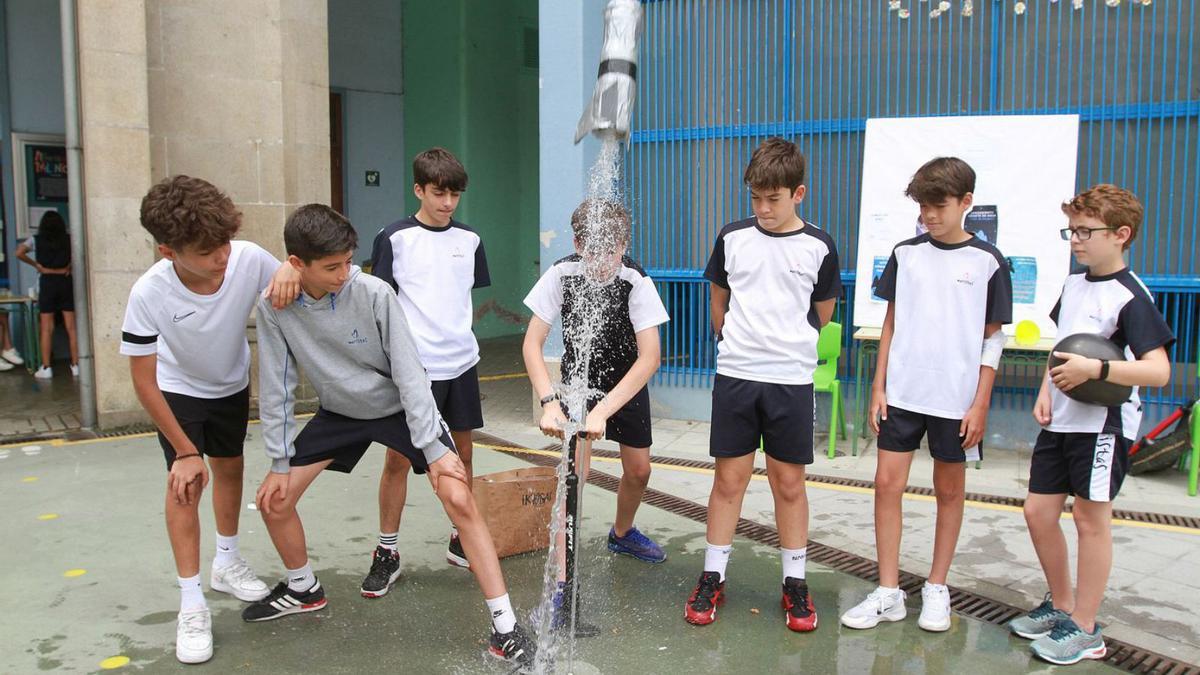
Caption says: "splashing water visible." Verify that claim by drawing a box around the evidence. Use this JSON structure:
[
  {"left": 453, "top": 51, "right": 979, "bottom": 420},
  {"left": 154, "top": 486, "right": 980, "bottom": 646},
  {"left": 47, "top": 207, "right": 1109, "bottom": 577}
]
[{"left": 529, "top": 137, "right": 625, "bottom": 675}]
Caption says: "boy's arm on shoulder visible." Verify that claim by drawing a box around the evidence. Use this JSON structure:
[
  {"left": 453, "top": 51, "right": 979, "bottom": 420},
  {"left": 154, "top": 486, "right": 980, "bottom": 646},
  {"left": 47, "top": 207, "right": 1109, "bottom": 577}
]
[
  {"left": 375, "top": 288, "right": 451, "bottom": 465},
  {"left": 255, "top": 300, "right": 298, "bottom": 473}
]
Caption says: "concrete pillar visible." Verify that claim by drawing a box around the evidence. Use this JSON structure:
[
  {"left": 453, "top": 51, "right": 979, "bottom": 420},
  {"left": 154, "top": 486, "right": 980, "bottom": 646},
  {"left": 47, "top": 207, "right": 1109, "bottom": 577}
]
[{"left": 77, "top": 0, "right": 330, "bottom": 428}]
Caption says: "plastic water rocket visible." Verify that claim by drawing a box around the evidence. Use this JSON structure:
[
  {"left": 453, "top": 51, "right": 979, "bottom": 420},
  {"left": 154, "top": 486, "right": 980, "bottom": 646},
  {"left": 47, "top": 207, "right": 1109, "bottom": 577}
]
[{"left": 574, "top": 0, "right": 644, "bottom": 144}]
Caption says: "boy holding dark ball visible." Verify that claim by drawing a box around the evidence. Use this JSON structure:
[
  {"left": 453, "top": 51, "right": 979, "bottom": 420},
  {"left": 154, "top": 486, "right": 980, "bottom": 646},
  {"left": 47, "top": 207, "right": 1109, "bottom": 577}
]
[{"left": 1010, "top": 184, "right": 1174, "bottom": 666}]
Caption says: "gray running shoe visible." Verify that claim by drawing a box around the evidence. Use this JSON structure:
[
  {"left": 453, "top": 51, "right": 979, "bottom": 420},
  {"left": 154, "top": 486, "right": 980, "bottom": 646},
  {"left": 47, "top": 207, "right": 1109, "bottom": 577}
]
[
  {"left": 1009, "top": 593, "right": 1070, "bottom": 640},
  {"left": 1030, "top": 617, "right": 1106, "bottom": 665}
]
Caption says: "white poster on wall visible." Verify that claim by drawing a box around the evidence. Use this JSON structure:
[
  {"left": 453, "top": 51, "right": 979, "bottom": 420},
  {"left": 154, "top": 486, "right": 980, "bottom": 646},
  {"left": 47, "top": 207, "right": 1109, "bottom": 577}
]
[{"left": 852, "top": 114, "right": 1079, "bottom": 339}]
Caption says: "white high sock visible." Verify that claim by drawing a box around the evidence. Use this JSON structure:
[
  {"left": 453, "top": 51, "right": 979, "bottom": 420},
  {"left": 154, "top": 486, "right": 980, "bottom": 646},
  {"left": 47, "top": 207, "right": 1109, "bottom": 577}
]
[
  {"left": 286, "top": 563, "right": 316, "bottom": 593},
  {"left": 703, "top": 541, "right": 733, "bottom": 582},
  {"left": 214, "top": 533, "right": 239, "bottom": 568},
  {"left": 782, "top": 546, "right": 807, "bottom": 581},
  {"left": 486, "top": 593, "right": 516, "bottom": 633},
  {"left": 179, "top": 574, "right": 206, "bottom": 612},
  {"left": 379, "top": 531, "right": 399, "bottom": 552}
]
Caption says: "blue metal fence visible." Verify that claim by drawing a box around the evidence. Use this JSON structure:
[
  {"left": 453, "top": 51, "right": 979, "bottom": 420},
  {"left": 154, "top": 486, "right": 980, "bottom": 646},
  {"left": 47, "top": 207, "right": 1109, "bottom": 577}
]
[{"left": 628, "top": 0, "right": 1199, "bottom": 410}]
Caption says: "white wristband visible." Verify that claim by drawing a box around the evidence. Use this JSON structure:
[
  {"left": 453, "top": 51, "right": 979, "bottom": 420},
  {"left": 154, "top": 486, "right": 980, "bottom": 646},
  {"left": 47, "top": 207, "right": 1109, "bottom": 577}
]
[{"left": 981, "top": 330, "right": 1005, "bottom": 370}]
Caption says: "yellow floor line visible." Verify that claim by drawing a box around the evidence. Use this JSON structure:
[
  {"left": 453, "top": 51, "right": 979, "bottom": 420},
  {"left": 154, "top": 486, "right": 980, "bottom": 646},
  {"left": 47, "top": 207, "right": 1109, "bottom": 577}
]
[
  {"left": 477, "top": 372, "right": 527, "bottom": 382},
  {"left": 477, "top": 443, "right": 1200, "bottom": 536}
]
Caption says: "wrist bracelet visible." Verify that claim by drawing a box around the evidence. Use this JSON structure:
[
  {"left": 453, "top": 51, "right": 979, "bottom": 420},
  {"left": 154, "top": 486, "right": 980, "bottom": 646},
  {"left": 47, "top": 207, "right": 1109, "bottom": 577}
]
[
  {"left": 539, "top": 393, "right": 558, "bottom": 406},
  {"left": 173, "top": 452, "right": 202, "bottom": 462},
  {"left": 1098, "top": 360, "right": 1110, "bottom": 381}
]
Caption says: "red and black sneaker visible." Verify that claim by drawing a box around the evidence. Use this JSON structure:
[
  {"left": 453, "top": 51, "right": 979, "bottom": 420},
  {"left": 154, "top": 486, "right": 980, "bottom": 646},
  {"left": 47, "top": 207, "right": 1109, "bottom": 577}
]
[
  {"left": 685, "top": 571, "right": 725, "bottom": 625},
  {"left": 781, "top": 576, "right": 818, "bottom": 632},
  {"left": 241, "top": 580, "right": 327, "bottom": 622}
]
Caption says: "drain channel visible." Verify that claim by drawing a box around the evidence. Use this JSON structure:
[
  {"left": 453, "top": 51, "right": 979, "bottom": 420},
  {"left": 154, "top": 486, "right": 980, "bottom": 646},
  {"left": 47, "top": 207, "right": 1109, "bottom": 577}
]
[{"left": 482, "top": 433, "right": 1199, "bottom": 674}]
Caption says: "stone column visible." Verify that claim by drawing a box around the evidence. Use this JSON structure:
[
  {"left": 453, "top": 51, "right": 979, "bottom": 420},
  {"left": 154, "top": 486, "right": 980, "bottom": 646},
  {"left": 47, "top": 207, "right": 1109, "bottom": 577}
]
[
  {"left": 78, "top": 0, "right": 330, "bottom": 427},
  {"left": 76, "top": 0, "right": 156, "bottom": 428}
]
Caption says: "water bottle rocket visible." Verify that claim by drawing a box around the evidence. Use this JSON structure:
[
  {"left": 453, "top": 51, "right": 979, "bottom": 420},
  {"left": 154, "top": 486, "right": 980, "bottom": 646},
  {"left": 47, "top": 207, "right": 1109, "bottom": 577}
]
[{"left": 574, "top": 0, "right": 644, "bottom": 145}]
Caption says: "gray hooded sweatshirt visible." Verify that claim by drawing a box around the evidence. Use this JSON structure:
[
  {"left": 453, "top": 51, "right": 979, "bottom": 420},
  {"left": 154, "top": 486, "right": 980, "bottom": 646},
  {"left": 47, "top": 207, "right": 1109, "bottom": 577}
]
[{"left": 256, "top": 266, "right": 452, "bottom": 474}]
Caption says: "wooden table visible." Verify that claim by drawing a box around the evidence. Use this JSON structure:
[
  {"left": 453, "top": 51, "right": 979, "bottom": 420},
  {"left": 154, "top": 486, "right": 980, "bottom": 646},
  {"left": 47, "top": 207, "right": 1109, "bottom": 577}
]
[
  {"left": 0, "top": 295, "right": 39, "bottom": 373},
  {"left": 851, "top": 326, "right": 1056, "bottom": 457}
]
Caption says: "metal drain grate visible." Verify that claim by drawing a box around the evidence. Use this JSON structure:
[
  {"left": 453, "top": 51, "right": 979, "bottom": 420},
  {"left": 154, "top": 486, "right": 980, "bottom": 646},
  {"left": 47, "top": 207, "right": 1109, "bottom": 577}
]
[
  {"left": 486, "top": 434, "right": 1199, "bottom": 674},
  {"left": 568, "top": 445, "right": 1200, "bottom": 531}
]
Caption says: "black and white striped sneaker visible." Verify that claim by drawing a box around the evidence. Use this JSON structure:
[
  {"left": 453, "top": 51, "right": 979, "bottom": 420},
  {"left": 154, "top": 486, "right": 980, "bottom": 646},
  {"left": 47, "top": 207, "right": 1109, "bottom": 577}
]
[{"left": 241, "top": 580, "right": 327, "bottom": 622}]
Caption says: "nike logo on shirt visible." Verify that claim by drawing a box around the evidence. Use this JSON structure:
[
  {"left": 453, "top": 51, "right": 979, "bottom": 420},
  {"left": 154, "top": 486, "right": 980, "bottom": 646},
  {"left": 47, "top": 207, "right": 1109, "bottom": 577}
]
[{"left": 172, "top": 311, "right": 197, "bottom": 323}]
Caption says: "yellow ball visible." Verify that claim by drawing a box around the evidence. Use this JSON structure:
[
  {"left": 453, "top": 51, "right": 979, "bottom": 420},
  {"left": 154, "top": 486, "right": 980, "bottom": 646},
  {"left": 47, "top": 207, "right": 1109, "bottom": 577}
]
[{"left": 1015, "top": 320, "right": 1040, "bottom": 347}]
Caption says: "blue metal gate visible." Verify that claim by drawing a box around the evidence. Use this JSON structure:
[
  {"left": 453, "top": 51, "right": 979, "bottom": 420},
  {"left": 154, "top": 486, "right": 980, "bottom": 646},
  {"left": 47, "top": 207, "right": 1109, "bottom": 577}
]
[{"left": 627, "top": 0, "right": 1199, "bottom": 410}]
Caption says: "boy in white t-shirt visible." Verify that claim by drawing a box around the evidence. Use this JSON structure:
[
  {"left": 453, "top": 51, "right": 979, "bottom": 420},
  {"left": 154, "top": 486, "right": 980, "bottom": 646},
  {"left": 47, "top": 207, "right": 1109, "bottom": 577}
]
[
  {"left": 120, "top": 176, "right": 299, "bottom": 664},
  {"left": 686, "top": 138, "right": 841, "bottom": 633},
  {"left": 841, "top": 157, "right": 1012, "bottom": 633},
  {"left": 361, "top": 148, "right": 490, "bottom": 596}
]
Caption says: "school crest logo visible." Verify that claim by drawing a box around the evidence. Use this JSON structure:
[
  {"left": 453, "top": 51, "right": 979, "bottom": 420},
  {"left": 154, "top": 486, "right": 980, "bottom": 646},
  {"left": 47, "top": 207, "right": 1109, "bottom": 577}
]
[{"left": 347, "top": 328, "right": 368, "bottom": 345}]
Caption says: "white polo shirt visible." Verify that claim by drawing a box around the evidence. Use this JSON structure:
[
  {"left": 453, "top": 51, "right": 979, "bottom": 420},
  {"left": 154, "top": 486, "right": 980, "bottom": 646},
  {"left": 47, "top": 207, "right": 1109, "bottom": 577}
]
[
  {"left": 872, "top": 233, "right": 1013, "bottom": 419},
  {"left": 120, "top": 240, "right": 280, "bottom": 398},
  {"left": 703, "top": 218, "right": 842, "bottom": 386},
  {"left": 369, "top": 216, "right": 490, "bottom": 381},
  {"left": 1046, "top": 269, "right": 1174, "bottom": 438}
]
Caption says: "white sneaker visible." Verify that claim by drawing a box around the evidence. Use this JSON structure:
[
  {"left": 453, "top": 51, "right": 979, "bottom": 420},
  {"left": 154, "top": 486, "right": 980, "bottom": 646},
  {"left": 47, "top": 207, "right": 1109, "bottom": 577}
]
[
  {"left": 0, "top": 348, "right": 21, "bottom": 365},
  {"left": 176, "top": 607, "right": 213, "bottom": 664},
  {"left": 0, "top": 359, "right": 12, "bottom": 372},
  {"left": 918, "top": 582, "right": 952, "bottom": 632},
  {"left": 840, "top": 586, "right": 907, "bottom": 629},
  {"left": 33, "top": 366, "right": 52, "bottom": 379},
  {"left": 69, "top": 363, "right": 79, "bottom": 377},
  {"left": 211, "top": 558, "right": 270, "bottom": 601}
]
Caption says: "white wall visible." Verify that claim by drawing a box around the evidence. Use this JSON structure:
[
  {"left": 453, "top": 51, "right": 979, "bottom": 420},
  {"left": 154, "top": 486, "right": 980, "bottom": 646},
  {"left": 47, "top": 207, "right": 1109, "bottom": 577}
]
[{"left": 328, "top": 0, "right": 404, "bottom": 251}]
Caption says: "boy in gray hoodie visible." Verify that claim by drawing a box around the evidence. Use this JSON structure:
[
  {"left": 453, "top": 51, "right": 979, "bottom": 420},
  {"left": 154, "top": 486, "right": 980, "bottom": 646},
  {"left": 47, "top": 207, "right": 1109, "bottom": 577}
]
[{"left": 244, "top": 204, "right": 534, "bottom": 665}]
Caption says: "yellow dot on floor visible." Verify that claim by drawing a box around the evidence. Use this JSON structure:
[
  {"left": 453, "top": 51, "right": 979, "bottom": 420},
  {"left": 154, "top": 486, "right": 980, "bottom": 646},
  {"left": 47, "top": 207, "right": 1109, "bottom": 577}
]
[
  {"left": 21, "top": 476, "right": 38, "bottom": 483},
  {"left": 63, "top": 569, "right": 87, "bottom": 578},
  {"left": 37, "top": 513, "right": 59, "bottom": 520},
  {"left": 99, "top": 655, "right": 130, "bottom": 669}
]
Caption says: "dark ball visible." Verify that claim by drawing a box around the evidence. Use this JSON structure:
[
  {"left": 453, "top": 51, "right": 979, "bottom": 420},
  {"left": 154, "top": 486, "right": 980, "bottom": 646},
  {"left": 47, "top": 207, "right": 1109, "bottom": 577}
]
[{"left": 1047, "top": 333, "right": 1132, "bottom": 407}]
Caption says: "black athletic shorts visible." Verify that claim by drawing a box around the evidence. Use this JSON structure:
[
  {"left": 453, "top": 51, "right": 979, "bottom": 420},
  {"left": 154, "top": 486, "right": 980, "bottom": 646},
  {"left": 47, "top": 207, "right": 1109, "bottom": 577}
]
[
  {"left": 38, "top": 276, "right": 74, "bottom": 314},
  {"left": 1028, "top": 430, "right": 1131, "bottom": 502},
  {"left": 291, "top": 407, "right": 456, "bottom": 474},
  {"left": 158, "top": 386, "right": 250, "bottom": 468},
  {"left": 709, "top": 374, "right": 814, "bottom": 465},
  {"left": 561, "top": 386, "right": 653, "bottom": 448},
  {"left": 877, "top": 405, "right": 981, "bottom": 463},
  {"left": 431, "top": 365, "right": 485, "bottom": 431}
]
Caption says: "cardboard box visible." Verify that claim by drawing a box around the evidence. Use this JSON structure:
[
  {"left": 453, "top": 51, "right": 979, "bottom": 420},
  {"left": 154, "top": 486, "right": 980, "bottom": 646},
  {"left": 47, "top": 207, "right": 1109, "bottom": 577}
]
[{"left": 473, "top": 466, "right": 558, "bottom": 558}]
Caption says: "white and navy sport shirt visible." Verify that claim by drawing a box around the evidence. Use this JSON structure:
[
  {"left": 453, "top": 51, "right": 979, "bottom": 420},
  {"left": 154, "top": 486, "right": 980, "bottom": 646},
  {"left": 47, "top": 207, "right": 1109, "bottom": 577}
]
[
  {"left": 524, "top": 254, "right": 669, "bottom": 394},
  {"left": 1046, "top": 269, "right": 1175, "bottom": 438},
  {"left": 370, "top": 216, "right": 490, "bottom": 381},
  {"left": 703, "top": 218, "right": 842, "bottom": 385},
  {"left": 120, "top": 240, "right": 280, "bottom": 398},
  {"left": 873, "top": 233, "right": 1013, "bottom": 419}
]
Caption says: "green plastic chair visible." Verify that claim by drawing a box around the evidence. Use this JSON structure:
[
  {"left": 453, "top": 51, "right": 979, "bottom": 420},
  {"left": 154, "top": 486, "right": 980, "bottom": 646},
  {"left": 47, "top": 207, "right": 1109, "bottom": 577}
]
[
  {"left": 757, "top": 321, "right": 846, "bottom": 458},
  {"left": 1189, "top": 353, "right": 1199, "bottom": 496},
  {"left": 815, "top": 321, "right": 847, "bottom": 458}
]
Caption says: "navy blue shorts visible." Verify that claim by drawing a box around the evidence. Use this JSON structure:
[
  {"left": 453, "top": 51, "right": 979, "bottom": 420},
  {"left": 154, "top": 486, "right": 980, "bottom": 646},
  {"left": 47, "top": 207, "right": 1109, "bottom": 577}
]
[
  {"left": 709, "top": 374, "right": 814, "bottom": 465},
  {"left": 292, "top": 407, "right": 455, "bottom": 475},
  {"left": 1028, "top": 430, "right": 1131, "bottom": 502},
  {"left": 431, "top": 365, "right": 484, "bottom": 432},
  {"left": 877, "top": 406, "right": 981, "bottom": 463},
  {"left": 158, "top": 387, "right": 249, "bottom": 468}
]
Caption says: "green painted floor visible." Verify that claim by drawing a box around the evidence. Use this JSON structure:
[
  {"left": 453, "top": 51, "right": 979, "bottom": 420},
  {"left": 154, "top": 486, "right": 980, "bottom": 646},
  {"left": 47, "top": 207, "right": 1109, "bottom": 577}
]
[{"left": 1, "top": 425, "right": 1116, "bottom": 673}]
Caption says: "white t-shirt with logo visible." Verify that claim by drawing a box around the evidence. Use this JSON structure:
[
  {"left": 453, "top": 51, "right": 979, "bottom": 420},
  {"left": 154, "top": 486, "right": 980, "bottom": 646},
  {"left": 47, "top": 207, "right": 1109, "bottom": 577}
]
[
  {"left": 872, "top": 233, "right": 1013, "bottom": 419},
  {"left": 369, "top": 216, "right": 490, "bottom": 381},
  {"left": 1046, "top": 269, "right": 1175, "bottom": 438},
  {"left": 703, "top": 218, "right": 842, "bottom": 385},
  {"left": 120, "top": 240, "right": 280, "bottom": 398}
]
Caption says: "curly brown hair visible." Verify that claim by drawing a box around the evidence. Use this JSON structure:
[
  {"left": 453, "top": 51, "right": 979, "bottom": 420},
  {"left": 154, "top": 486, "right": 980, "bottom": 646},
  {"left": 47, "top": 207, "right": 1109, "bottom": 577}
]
[
  {"left": 1061, "top": 184, "right": 1143, "bottom": 250},
  {"left": 140, "top": 176, "right": 241, "bottom": 251}
]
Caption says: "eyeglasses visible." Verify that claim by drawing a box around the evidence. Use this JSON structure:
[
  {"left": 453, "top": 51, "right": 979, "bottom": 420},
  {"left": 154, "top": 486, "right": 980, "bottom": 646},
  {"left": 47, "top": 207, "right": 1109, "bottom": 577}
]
[{"left": 1059, "top": 226, "right": 1116, "bottom": 241}]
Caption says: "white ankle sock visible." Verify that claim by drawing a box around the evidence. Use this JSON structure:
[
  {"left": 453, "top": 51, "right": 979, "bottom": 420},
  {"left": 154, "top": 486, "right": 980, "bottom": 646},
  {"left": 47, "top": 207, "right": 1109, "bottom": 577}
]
[
  {"left": 781, "top": 546, "right": 807, "bottom": 581},
  {"left": 486, "top": 593, "right": 516, "bottom": 633},
  {"left": 704, "top": 541, "right": 733, "bottom": 582},
  {"left": 214, "top": 533, "right": 239, "bottom": 568},
  {"left": 179, "top": 574, "right": 206, "bottom": 612},
  {"left": 286, "top": 563, "right": 315, "bottom": 593},
  {"left": 379, "top": 531, "right": 399, "bottom": 552}
]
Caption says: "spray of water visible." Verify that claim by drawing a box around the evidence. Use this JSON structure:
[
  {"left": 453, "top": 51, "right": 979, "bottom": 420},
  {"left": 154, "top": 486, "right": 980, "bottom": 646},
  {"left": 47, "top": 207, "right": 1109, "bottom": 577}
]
[{"left": 529, "top": 137, "right": 625, "bottom": 675}]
